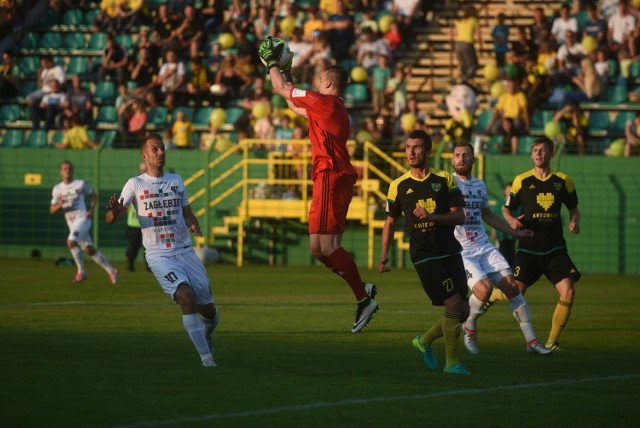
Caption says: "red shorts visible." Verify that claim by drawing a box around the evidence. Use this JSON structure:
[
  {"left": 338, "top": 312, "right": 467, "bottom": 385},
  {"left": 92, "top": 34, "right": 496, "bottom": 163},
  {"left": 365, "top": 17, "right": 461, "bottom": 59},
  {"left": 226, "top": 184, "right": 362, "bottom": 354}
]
[{"left": 308, "top": 171, "right": 356, "bottom": 234}]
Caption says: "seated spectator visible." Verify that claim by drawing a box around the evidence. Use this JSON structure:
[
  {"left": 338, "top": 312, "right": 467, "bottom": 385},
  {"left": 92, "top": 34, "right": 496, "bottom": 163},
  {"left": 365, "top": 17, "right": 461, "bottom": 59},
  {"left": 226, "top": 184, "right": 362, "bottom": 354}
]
[
  {"left": 94, "top": 0, "right": 118, "bottom": 32},
  {"left": 253, "top": 5, "right": 276, "bottom": 40},
  {"left": 213, "top": 55, "right": 251, "bottom": 106},
  {"left": 384, "top": 21, "right": 403, "bottom": 59},
  {"left": 116, "top": 100, "right": 147, "bottom": 146},
  {"left": 523, "top": 52, "right": 551, "bottom": 114},
  {"left": 356, "top": 7, "right": 378, "bottom": 36},
  {"left": 208, "top": 42, "right": 225, "bottom": 74},
  {"left": 274, "top": 114, "right": 293, "bottom": 152},
  {"left": 174, "top": 5, "right": 203, "bottom": 59},
  {"left": 491, "top": 13, "right": 510, "bottom": 70},
  {"left": 26, "top": 56, "right": 65, "bottom": 107},
  {"left": 61, "top": 75, "right": 93, "bottom": 126},
  {"left": 371, "top": 54, "right": 392, "bottom": 115},
  {"left": 152, "top": 3, "right": 180, "bottom": 54},
  {"left": 356, "top": 26, "right": 389, "bottom": 74},
  {"left": 0, "top": 50, "right": 20, "bottom": 97},
  {"left": 98, "top": 34, "right": 128, "bottom": 84},
  {"left": 511, "top": 27, "right": 537, "bottom": 67},
  {"left": 186, "top": 58, "right": 213, "bottom": 109},
  {"left": 156, "top": 50, "right": 185, "bottom": 112},
  {"left": 608, "top": 0, "right": 636, "bottom": 55},
  {"left": 288, "top": 27, "right": 313, "bottom": 81},
  {"left": 55, "top": 114, "right": 98, "bottom": 149},
  {"left": 557, "top": 30, "right": 586, "bottom": 78},
  {"left": 33, "top": 79, "right": 66, "bottom": 131},
  {"left": 129, "top": 47, "right": 158, "bottom": 103},
  {"left": 169, "top": 0, "right": 193, "bottom": 19},
  {"left": 594, "top": 48, "right": 610, "bottom": 89},
  {"left": 529, "top": 6, "right": 552, "bottom": 48},
  {"left": 392, "top": 0, "right": 421, "bottom": 44},
  {"left": 115, "top": 81, "right": 133, "bottom": 127},
  {"left": 303, "top": 6, "right": 325, "bottom": 42},
  {"left": 308, "top": 32, "right": 333, "bottom": 81},
  {"left": 553, "top": 57, "right": 602, "bottom": 155},
  {"left": 551, "top": 3, "right": 577, "bottom": 46},
  {"left": 386, "top": 66, "right": 408, "bottom": 121},
  {"left": 487, "top": 79, "right": 530, "bottom": 155},
  {"left": 582, "top": 3, "right": 607, "bottom": 48},
  {"left": 170, "top": 109, "right": 193, "bottom": 149},
  {"left": 236, "top": 76, "right": 271, "bottom": 130},
  {"left": 324, "top": 0, "right": 355, "bottom": 62},
  {"left": 202, "top": 0, "right": 223, "bottom": 35},
  {"left": 132, "top": 27, "right": 159, "bottom": 67},
  {"left": 116, "top": 0, "right": 144, "bottom": 31}
]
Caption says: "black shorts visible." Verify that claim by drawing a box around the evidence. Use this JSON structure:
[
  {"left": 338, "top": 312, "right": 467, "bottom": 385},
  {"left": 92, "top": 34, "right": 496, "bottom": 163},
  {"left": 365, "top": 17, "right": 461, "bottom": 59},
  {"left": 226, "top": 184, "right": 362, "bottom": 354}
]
[
  {"left": 513, "top": 249, "right": 581, "bottom": 287},
  {"left": 414, "top": 254, "right": 469, "bottom": 306}
]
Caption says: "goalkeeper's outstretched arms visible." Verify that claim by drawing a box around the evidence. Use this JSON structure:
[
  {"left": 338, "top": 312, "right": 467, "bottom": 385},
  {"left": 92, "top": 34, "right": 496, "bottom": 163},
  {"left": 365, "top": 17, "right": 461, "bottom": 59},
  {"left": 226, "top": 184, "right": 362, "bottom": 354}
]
[{"left": 258, "top": 37, "right": 307, "bottom": 117}]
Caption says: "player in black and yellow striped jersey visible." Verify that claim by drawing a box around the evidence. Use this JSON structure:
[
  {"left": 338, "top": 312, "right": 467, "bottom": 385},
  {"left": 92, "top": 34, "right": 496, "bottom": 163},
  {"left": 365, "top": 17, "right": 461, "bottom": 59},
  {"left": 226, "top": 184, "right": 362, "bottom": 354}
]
[
  {"left": 502, "top": 136, "right": 581, "bottom": 351},
  {"left": 378, "top": 130, "right": 470, "bottom": 375}
]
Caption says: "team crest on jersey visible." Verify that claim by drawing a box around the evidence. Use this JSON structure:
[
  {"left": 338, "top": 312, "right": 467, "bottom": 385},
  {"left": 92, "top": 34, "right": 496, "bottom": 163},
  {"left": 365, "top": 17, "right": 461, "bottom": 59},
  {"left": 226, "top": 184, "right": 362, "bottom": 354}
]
[
  {"left": 171, "top": 186, "right": 178, "bottom": 194},
  {"left": 554, "top": 183, "right": 563, "bottom": 191},
  {"left": 431, "top": 183, "right": 441, "bottom": 192}
]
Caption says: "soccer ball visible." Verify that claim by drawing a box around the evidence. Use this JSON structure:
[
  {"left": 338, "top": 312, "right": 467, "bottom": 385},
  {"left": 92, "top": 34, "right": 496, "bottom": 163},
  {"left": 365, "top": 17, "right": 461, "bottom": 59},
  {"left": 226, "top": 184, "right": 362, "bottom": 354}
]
[
  {"left": 196, "top": 247, "right": 220, "bottom": 265},
  {"left": 260, "top": 38, "right": 293, "bottom": 69}
]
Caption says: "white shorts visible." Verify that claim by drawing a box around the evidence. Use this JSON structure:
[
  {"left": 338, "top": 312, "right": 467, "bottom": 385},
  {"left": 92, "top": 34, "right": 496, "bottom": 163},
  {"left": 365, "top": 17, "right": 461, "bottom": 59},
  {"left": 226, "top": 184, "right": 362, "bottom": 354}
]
[
  {"left": 461, "top": 242, "right": 512, "bottom": 289},
  {"left": 67, "top": 216, "right": 93, "bottom": 250},
  {"left": 147, "top": 249, "right": 214, "bottom": 305}
]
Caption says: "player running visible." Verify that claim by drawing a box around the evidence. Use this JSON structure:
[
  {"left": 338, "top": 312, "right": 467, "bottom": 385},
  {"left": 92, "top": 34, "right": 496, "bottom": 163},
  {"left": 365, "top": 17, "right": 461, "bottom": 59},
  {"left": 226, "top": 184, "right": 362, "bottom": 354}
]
[
  {"left": 451, "top": 143, "right": 551, "bottom": 355},
  {"left": 50, "top": 160, "right": 118, "bottom": 284},
  {"left": 503, "top": 136, "right": 581, "bottom": 351}
]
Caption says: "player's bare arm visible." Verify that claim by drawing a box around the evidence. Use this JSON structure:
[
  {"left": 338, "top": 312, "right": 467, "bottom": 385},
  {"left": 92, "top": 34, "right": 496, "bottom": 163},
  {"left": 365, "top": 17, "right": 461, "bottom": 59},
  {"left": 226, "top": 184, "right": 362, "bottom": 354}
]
[
  {"left": 413, "top": 204, "right": 465, "bottom": 225},
  {"left": 87, "top": 192, "right": 97, "bottom": 218},
  {"left": 105, "top": 193, "right": 125, "bottom": 224},
  {"left": 482, "top": 207, "right": 533, "bottom": 238},
  {"left": 183, "top": 205, "right": 202, "bottom": 237},
  {"left": 502, "top": 205, "right": 524, "bottom": 229},
  {"left": 569, "top": 206, "right": 581, "bottom": 234},
  {"left": 50, "top": 194, "right": 64, "bottom": 214},
  {"left": 378, "top": 216, "right": 397, "bottom": 273}
]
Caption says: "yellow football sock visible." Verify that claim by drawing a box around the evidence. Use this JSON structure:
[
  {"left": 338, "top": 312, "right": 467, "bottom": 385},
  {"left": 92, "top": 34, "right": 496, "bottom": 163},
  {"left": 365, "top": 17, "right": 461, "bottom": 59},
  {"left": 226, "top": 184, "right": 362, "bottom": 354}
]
[
  {"left": 548, "top": 298, "right": 573, "bottom": 344},
  {"left": 443, "top": 311, "right": 461, "bottom": 368},
  {"left": 421, "top": 317, "right": 444, "bottom": 345},
  {"left": 490, "top": 288, "right": 509, "bottom": 302}
]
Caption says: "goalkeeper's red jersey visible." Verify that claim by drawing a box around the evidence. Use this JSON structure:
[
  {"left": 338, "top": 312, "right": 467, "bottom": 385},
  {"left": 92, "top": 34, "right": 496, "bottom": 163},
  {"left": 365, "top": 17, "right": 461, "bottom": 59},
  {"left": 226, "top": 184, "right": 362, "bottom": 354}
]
[{"left": 289, "top": 87, "right": 357, "bottom": 181}]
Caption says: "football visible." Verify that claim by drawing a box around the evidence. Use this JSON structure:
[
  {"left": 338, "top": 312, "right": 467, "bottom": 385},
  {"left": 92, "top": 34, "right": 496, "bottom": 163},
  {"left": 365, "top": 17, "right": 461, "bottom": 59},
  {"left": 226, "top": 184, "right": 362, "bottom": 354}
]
[{"left": 260, "top": 37, "right": 293, "bottom": 69}]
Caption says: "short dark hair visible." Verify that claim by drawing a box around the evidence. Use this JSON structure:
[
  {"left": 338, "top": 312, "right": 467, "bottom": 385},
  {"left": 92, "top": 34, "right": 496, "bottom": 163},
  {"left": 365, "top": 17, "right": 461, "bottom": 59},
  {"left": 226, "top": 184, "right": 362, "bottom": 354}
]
[
  {"left": 533, "top": 136, "right": 554, "bottom": 152},
  {"left": 408, "top": 130, "right": 432, "bottom": 152},
  {"left": 141, "top": 132, "right": 164, "bottom": 151},
  {"left": 454, "top": 141, "right": 474, "bottom": 156},
  {"left": 325, "top": 65, "right": 348, "bottom": 94}
]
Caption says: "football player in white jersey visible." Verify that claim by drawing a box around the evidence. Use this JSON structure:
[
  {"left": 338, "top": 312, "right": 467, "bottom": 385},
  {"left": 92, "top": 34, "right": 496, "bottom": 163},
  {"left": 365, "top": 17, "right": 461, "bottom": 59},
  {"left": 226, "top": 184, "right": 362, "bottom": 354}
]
[
  {"left": 50, "top": 161, "right": 119, "bottom": 284},
  {"left": 105, "top": 133, "right": 219, "bottom": 368},
  {"left": 452, "top": 143, "right": 551, "bottom": 355}
]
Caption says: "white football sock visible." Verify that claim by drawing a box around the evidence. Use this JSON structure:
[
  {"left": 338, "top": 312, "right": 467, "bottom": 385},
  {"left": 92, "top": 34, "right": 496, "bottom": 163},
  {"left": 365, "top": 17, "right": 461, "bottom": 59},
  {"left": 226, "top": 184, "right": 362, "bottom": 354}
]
[
  {"left": 509, "top": 293, "right": 536, "bottom": 343},
  {"left": 70, "top": 246, "right": 85, "bottom": 273},
  {"left": 91, "top": 250, "right": 114, "bottom": 274},
  {"left": 183, "top": 314, "right": 211, "bottom": 355},
  {"left": 466, "top": 293, "right": 485, "bottom": 331},
  {"left": 201, "top": 309, "right": 219, "bottom": 339}
]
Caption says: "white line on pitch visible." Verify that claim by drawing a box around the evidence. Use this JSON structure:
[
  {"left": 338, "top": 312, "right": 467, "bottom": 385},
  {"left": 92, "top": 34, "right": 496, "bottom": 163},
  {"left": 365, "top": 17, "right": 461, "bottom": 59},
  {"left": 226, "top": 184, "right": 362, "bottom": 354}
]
[{"left": 114, "top": 373, "right": 640, "bottom": 428}]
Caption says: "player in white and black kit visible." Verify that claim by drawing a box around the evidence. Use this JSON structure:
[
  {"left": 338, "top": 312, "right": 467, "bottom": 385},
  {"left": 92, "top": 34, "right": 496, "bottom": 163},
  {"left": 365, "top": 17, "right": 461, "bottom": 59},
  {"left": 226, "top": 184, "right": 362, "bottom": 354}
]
[
  {"left": 451, "top": 143, "right": 551, "bottom": 355},
  {"left": 50, "top": 161, "right": 119, "bottom": 284},
  {"left": 106, "top": 133, "right": 219, "bottom": 368}
]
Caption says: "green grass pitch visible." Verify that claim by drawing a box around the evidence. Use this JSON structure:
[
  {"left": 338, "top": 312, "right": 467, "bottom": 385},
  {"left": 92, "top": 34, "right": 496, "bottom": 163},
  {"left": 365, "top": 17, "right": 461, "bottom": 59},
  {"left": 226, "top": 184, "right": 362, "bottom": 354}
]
[{"left": 1, "top": 258, "right": 639, "bottom": 427}]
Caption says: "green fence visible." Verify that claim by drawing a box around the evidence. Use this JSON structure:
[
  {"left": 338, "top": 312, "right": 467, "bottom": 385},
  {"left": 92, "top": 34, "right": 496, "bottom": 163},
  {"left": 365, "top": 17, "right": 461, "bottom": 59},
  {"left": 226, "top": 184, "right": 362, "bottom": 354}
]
[{"left": 0, "top": 148, "right": 638, "bottom": 274}]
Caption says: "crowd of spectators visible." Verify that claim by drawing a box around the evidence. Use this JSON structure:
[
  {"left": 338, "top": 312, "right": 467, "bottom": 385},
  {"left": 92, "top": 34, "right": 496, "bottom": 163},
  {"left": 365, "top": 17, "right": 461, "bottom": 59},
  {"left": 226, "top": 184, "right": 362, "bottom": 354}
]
[{"left": 479, "top": 1, "right": 640, "bottom": 156}]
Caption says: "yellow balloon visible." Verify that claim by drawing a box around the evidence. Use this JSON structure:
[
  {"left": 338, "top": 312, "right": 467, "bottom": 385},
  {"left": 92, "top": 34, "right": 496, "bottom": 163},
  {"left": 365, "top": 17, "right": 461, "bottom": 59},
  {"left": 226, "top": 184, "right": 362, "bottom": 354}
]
[
  {"left": 218, "top": 33, "right": 235, "bottom": 50},
  {"left": 378, "top": 15, "right": 393, "bottom": 34},
  {"left": 356, "top": 130, "right": 373, "bottom": 143},
  {"left": 582, "top": 35, "right": 597, "bottom": 54},
  {"left": 483, "top": 63, "right": 499, "bottom": 81},
  {"left": 460, "top": 110, "right": 474, "bottom": 128},
  {"left": 280, "top": 17, "right": 296, "bottom": 36},
  {"left": 401, "top": 113, "right": 417, "bottom": 133},
  {"left": 215, "top": 137, "right": 232, "bottom": 153},
  {"left": 608, "top": 139, "right": 625, "bottom": 157},
  {"left": 490, "top": 81, "right": 505, "bottom": 98},
  {"left": 210, "top": 108, "right": 227, "bottom": 128},
  {"left": 351, "top": 66, "right": 368, "bottom": 83},
  {"left": 544, "top": 120, "right": 562, "bottom": 139},
  {"left": 252, "top": 102, "right": 270, "bottom": 119}
]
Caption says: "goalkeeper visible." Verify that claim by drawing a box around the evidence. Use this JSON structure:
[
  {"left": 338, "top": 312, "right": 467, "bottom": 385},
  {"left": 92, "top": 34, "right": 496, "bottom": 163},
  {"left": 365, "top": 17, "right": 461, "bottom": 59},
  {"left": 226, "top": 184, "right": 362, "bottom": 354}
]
[{"left": 258, "top": 37, "right": 379, "bottom": 334}]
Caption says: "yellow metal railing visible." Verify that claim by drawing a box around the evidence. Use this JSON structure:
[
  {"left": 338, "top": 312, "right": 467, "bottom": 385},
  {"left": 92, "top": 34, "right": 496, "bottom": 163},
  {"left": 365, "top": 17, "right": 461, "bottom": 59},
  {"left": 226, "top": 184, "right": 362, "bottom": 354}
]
[{"left": 185, "top": 138, "right": 483, "bottom": 268}]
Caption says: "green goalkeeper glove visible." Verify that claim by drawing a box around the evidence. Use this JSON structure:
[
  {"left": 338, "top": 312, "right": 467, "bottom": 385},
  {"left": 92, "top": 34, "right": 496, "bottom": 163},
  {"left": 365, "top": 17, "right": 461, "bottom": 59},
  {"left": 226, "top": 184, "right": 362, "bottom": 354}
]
[{"left": 258, "top": 36, "right": 281, "bottom": 70}]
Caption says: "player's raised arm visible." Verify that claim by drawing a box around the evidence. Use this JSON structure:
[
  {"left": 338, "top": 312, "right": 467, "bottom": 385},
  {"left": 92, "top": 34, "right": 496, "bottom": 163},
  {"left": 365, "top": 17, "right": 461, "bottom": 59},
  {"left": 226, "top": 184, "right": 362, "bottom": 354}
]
[{"left": 482, "top": 206, "right": 533, "bottom": 238}]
